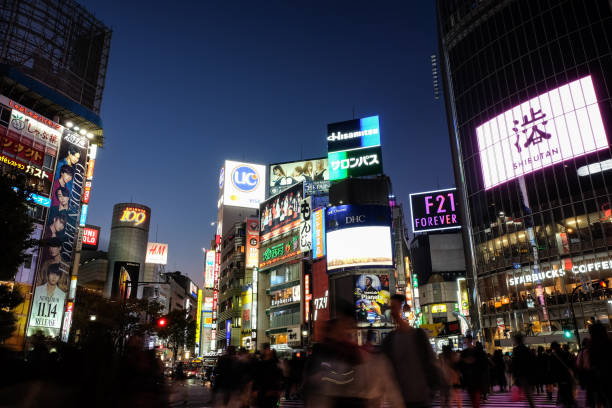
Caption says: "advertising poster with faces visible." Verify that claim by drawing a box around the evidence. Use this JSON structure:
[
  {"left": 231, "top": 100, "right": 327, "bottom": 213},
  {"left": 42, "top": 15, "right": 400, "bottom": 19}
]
[
  {"left": 28, "top": 131, "right": 88, "bottom": 337},
  {"left": 260, "top": 183, "right": 303, "bottom": 242},
  {"left": 354, "top": 274, "right": 391, "bottom": 327},
  {"left": 269, "top": 158, "right": 328, "bottom": 196}
]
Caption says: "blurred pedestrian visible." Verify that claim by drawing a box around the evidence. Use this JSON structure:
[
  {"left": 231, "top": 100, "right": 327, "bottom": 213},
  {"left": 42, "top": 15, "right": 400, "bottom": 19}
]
[
  {"left": 586, "top": 322, "right": 612, "bottom": 407},
  {"left": 511, "top": 334, "right": 535, "bottom": 408},
  {"left": 303, "top": 303, "right": 403, "bottom": 407},
  {"left": 213, "top": 346, "right": 237, "bottom": 406},
  {"left": 382, "top": 294, "right": 440, "bottom": 407},
  {"left": 439, "top": 344, "right": 462, "bottom": 408},
  {"left": 253, "top": 344, "right": 282, "bottom": 408},
  {"left": 492, "top": 349, "right": 506, "bottom": 392},
  {"left": 550, "top": 341, "right": 576, "bottom": 408},
  {"left": 459, "top": 334, "right": 487, "bottom": 408}
]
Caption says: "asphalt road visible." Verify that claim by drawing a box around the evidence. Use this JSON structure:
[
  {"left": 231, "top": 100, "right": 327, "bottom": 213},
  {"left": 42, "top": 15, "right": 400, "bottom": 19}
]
[{"left": 168, "top": 378, "right": 212, "bottom": 408}]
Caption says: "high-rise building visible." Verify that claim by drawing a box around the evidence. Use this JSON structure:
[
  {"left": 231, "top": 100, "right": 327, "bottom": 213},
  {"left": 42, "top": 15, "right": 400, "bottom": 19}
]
[
  {"left": 0, "top": 0, "right": 110, "bottom": 348},
  {"left": 437, "top": 0, "right": 612, "bottom": 347}
]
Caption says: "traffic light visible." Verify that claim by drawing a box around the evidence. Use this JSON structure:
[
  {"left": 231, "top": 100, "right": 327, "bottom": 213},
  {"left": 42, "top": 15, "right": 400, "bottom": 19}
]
[
  {"left": 597, "top": 279, "right": 607, "bottom": 288},
  {"left": 157, "top": 317, "right": 167, "bottom": 328},
  {"left": 564, "top": 329, "right": 572, "bottom": 339}
]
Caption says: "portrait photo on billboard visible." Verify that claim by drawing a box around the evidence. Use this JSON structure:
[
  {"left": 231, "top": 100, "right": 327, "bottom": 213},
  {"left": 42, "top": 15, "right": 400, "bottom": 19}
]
[
  {"left": 111, "top": 261, "right": 140, "bottom": 300},
  {"left": 260, "top": 183, "right": 303, "bottom": 242},
  {"left": 326, "top": 205, "right": 393, "bottom": 271},
  {"left": 354, "top": 274, "right": 391, "bottom": 327},
  {"left": 27, "top": 262, "right": 67, "bottom": 337},
  {"left": 40, "top": 130, "right": 88, "bottom": 277},
  {"left": 269, "top": 158, "right": 328, "bottom": 196}
]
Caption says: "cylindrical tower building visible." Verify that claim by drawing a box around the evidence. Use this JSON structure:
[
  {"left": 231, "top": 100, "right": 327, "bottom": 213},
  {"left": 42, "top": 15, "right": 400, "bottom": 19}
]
[
  {"left": 437, "top": 0, "right": 612, "bottom": 347},
  {"left": 104, "top": 203, "right": 151, "bottom": 299}
]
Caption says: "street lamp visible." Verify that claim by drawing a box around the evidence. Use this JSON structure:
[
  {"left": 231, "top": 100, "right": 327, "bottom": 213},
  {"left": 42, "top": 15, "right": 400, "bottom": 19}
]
[{"left": 89, "top": 315, "right": 96, "bottom": 321}]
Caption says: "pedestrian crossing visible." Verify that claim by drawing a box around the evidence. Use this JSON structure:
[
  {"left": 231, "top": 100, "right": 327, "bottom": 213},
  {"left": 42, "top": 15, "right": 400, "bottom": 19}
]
[
  {"left": 278, "top": 389, "right": 587, "bottom": 407},
  {"left": 432, "top": 388, "right": 586, "bottom": 407}
]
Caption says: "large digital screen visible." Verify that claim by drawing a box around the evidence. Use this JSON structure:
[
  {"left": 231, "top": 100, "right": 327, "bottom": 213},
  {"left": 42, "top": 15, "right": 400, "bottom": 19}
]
[
  {"left": 223, "top": 160, "right": 266, "bottom": 208},
  {"left": 328, "top": 145, "right": 383, "bottom": 180},
  {"left": 259, "top": 183, "right": 303, "bottom": 243},
  {"left": 326, "top": 205, "right": 393, "bottom": 271},
  {"left": 145, "top": 242, "right": 168, "bottom": 265},
  {"left": 327, "top": 115, "right": 380, "bottom": 153},
  {"left": 409, "top": 188, "right": 460, "bottom": 233},
  {"left": 476, "top": 75, "right": 608, "bottom": 190},
  {"left": 110, "top": 261, "right": 140, "bottom": 300},
  {"left": 269, "top": 158, "right": 328, "bottom": 196},
  {"left": 354, "top": 274, "right": 391, "bottom": 327}
]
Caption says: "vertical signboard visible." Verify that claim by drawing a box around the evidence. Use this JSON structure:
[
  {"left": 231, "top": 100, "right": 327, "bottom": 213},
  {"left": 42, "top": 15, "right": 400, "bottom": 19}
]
[
  {"left": 204, "top": 250, "right": 215, "bottom": 288},
  {"left": 28, "top": 130, "right": 88, "bottom": 338},
  {"left": 312, "top": 208, "right": 326, "bottom": 259},
  {"left": 196, "top": 289, "right": 202, "bottom": 354},
  {"left": 299, "top": 196, "right": 312, "bottom": 252},
  {"left": 245, "top": 218, "right": 260, "bottom": 268}
]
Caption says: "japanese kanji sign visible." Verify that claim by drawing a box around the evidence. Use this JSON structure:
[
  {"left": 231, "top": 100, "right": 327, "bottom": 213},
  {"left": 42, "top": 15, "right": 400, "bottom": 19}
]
[
  {"left": 476, "top": 75, "right": 608, "bottom": 190},
  {"left": 328, "top": 145, "right": 383, "bottom": 180},
  {"left": 9, "top": 109, "right": 61, "bottom": 147}
]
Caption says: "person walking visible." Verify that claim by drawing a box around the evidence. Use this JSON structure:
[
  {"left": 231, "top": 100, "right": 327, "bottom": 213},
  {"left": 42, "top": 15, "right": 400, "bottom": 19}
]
[
  {"left": 511, "top": 334, "right": 535, "bottom": 408},
  {"left": 253, "top": 344, "right": 282, "bottom": 408},
  {"left": 459, "top": 334, "right": 488, "bottom": 408},
  {"left": 492, "top": 349, "right": 507, "bottom": 392},
  {"left": 439, "top": 344, "right": 462, "bottom": 408},
  {"left": 550, "top": 341, "right": 577, "bottom": 408},
  {"left": 586, "top": 322, "right": 612, "bottom": 407},
  {"left": 382, "top": 294, "right": 440, "bottom": 407}
]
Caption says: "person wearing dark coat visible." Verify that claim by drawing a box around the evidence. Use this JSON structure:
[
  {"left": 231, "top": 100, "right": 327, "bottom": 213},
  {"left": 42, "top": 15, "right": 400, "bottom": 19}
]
[
  {"left": 511, "top": 334, "right": 535, "bottom": 408},
  {"left": 460, "top": 335, "right": 488, "bottom": 408}
]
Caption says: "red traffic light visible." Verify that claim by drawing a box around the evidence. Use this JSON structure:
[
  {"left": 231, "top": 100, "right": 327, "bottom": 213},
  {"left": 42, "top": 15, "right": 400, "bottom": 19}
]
[
  {"left": 599, "top": 280, "right": 608, "bottom": 288},
  {"left": 157, "top": 318, "right": 167, "bottom": 327}
]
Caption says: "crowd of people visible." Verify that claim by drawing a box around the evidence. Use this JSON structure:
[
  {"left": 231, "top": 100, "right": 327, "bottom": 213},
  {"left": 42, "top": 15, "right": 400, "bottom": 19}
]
[{"left": 209, "top": 295, "right": 612, "bottom": 408}]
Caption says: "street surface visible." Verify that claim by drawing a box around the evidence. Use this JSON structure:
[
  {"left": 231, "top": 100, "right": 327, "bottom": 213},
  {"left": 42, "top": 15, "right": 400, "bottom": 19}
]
[
  {"left": 164, "top": 381, "right": 587, "bottom": 408},
  {"left": 168, "top": 378, "right": 212, "bottom": 408}
]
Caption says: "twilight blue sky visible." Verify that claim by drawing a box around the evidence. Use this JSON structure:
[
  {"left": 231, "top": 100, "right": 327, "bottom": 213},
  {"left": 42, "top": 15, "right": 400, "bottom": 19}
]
[{"left": 80, "top": 1, "right": 453, "bottom": 287}]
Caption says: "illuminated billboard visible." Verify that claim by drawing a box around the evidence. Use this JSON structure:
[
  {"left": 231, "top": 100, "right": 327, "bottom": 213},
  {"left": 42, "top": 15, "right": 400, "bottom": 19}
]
[
  {"left": 222, "top": 160, "right": 266, "bottom": 208},
  {"left": 476, "top": 75, "right": 608, "bottom": 190},
  {"left": 259, "top": 233, "right": 300, "bottom": 269},
  {"left": 328, "top": 145, "right": 383, "bottom": 180},
  {"left": 110, "top": 261, "right": 140, "bottom": 300},
  {"left": 409, "top": 188, "right": 460, "bottom": 233},
  {"left": 312, "top": 208, "right": 326, "bottom": 259},
  {"left": 204, "top": 250, "right": 215, "bottom": 288},
  {"left": 28, "top": 129, "right": 88, "bottom": 338},
  {"left": 354, "top": 274, "right": 391, "bottom": 327},
  {"left": 82, "top": 226, "right": 100, "bottom": 250},
  {"left": 245, "top": 218, "right": 259, "bottom": 268},
  {"left": 327, "top": 115, "right": 380, "bottom": 153},
  {"left": 326, "top": 205, "right": 393, "bottom": 271},
  {"left": 260, "top": 183, "right": 303, "bottom": 243},
  {"left": 269, "top": 158, "right": 328, "bottom": 196},
  {"left": 145, "top": 242, "right": 168, "bottom": 265}
]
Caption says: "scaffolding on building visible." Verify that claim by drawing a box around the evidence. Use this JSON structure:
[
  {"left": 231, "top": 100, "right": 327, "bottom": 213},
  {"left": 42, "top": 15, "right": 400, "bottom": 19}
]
[{"left": 0, "top": 0, "right": 112, "bottom": 115}]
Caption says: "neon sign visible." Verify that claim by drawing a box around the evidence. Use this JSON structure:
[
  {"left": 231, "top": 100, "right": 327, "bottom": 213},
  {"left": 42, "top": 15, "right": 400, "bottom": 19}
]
[{"left": 119, "top": 207, "right": 147, "bottom": 225}]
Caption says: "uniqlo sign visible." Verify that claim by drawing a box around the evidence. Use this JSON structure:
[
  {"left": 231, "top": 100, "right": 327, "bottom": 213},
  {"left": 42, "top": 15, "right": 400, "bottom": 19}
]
[
  {"left": 82, "top": 226, "right": 100, "bottom": 250},
  {"left": 476, "top": 75, "right": 608, "bottom": 189}
]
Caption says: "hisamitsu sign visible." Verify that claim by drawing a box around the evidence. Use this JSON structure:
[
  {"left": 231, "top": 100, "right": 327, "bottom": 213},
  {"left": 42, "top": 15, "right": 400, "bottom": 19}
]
[{"left": 409, "top": 188, "right": 460, "bottom": 233}]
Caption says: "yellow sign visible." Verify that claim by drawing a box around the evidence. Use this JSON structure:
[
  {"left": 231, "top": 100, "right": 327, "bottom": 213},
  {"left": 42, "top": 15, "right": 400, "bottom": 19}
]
[
  {"left": 195, "top": 289, "right": 202, "bottom": 346},
  {"left": 431, "top": 304, "right": 447, "bottom": 313},
  {"left": 119, "top": 207, "right": 147, "bottom": 225}
]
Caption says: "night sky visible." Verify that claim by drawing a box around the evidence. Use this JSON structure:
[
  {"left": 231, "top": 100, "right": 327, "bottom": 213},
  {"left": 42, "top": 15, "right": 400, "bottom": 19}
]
[{"left": 80, "top": 1, "right": 453, "bottom": 287}]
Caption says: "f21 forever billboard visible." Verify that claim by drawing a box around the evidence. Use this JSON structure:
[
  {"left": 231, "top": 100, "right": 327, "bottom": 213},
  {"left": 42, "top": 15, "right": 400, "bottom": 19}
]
[{"left": 325, "top": 204, "right": 393, "bottom": 271}]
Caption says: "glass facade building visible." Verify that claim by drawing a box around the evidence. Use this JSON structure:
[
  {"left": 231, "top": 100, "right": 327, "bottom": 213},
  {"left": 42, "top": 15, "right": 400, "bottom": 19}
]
[{"left": 437, "top": 0, "right": 612, "bottom": 346}]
